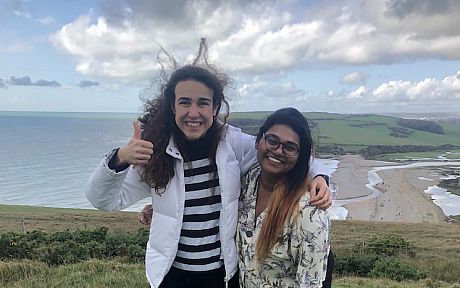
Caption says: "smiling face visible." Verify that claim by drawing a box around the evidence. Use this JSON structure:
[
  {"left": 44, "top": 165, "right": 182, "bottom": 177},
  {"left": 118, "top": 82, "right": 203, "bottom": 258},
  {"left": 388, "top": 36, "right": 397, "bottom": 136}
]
[
  {"left": 256, "top": 124, "right": 300, "bottom": 179},
  {"left": 173, "top": 80, "right": 217, "bottom": 140}
]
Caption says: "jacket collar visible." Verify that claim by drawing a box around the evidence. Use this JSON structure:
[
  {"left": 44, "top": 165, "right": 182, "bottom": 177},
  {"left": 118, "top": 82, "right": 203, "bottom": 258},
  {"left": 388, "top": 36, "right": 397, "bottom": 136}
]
[{"left": 165, "top": 136, "right": 182, "bottom": 160}]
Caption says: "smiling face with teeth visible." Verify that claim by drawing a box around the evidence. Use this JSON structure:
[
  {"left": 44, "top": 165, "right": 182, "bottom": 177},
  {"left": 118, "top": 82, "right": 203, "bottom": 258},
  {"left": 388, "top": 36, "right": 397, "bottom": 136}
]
[
  {"left": 256, "top": 124, "right": 300, "bottom": 180},
  {"left": 173, "top": 80, "right": 218, "bottom": 141}
]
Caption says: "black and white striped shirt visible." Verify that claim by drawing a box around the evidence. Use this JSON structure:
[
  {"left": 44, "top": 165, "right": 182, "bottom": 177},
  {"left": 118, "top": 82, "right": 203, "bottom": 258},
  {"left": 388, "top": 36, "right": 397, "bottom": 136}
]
[{"left": 173, "top": 131, "right": 223, "bottom": 272}]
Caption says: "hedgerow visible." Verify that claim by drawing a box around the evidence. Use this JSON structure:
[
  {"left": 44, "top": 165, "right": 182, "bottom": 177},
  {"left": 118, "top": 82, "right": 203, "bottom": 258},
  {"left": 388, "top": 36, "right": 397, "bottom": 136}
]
[{"left": 0, "top": 227, "right": 148, "bottom": 265}]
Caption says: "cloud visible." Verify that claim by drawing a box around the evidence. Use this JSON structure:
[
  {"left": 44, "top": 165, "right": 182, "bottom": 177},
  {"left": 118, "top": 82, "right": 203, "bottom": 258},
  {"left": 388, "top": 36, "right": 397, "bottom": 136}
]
[
  {"left": 78, "top": 80, "right": 100, "bottom": 88},
  {"left": 340, "top": 72, "right": 367, "bottom": 85},
  {"left": 35, "top": 79, "right": 61, "bottom": 87},
  {"left": 346, "top": 86, "right": 368, "bottom": 99},
  {"left": 9, "top": 76, "right": 62, "bottom": 87},
  {"left": 37, "top": 16, "right": 55, "bottom": 25},
  {"left": 50, "top": 0, "right": 460, "bottom": 82},
  {"left": 235, "top": 75, "right": 307, "bottom": 111},
  {"left": 10, "top": 76, "right": 32, "bottom": 86},
  {"left": 386, "top": 0, "right": 456, "bottom": 18},
  {"left": 343, "top": 71, "right": 460, "bottom": 103},
  {"left": 3, "top": 0, "right": 31, "bottom": 18},
  {"left": 0, "top": 78, "right": 7, "bottom": 88}
]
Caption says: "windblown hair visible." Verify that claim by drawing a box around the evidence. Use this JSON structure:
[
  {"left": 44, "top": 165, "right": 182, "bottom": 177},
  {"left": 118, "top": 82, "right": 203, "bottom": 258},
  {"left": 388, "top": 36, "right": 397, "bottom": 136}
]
[
  {"left": 138, "top": 39, "right": 230, "bottom": 193},
  {"left": 254, "top": 107, "right": 314, "bottom": 261}
]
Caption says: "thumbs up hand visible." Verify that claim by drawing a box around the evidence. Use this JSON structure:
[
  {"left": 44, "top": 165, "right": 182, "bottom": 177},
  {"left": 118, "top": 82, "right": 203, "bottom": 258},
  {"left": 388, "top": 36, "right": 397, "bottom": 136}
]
[{"left": 117, "top": 121, "right": 154, "bottom": 166}]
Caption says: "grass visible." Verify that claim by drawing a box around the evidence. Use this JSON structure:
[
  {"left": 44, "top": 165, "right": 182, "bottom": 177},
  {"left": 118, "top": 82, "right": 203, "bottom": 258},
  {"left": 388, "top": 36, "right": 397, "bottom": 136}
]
[
  {"left": 1, "top": 260, "right": 458, "bottom": 288},
  {"left": 0, "top": 205, "right": 144, "bottom": 233},
  {"left": 331, "top": 220, "right": 460, "bottom": 283},
  {"left": 334, "top": 276, "right": 460, "bottom": 288},
  {"left": 1, "top": 205, "right": 460, "bottom": 286},
  {"left": 0, "top": 260, "right": 148, "bottom": 288}
]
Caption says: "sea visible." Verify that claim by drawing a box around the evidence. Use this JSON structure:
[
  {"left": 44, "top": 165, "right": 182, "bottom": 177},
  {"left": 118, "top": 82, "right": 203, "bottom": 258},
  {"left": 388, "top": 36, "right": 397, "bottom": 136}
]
[
  {"left": 0, "top": 111, "right": 150, "bottom": 212},
  {"left": 1, "top": 111, "right": 459, "bottom": 217}
]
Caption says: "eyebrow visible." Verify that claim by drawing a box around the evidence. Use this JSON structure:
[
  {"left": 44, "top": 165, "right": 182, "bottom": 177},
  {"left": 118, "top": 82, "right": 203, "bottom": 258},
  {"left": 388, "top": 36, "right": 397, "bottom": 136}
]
[
  {"left": 176, "top": 96, "right": 212, "bottom": 101},
  {"left": 266, "top": 133, "right": 299, "bottom": 146}
]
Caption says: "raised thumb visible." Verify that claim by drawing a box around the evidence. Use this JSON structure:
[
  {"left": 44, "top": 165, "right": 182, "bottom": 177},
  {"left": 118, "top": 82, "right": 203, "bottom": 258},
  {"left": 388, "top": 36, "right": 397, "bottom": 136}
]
[{"left": 133, "top": 120, "right": 142, "bottom": 139}]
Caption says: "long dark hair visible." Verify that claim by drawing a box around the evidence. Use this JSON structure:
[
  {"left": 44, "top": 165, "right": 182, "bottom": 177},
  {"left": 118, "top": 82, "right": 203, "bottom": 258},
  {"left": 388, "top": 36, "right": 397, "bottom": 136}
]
[
  {"left": 138, "top": 39, "right": 230, "bottom": 192},
  {"left": 255, "top": 107, "right": 314, "bottom": 260}
]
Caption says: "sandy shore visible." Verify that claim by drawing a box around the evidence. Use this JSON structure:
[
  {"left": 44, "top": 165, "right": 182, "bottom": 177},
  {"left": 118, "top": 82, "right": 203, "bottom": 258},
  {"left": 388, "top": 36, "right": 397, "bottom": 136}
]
[{"left": 332, "top": 155, "right": 447, "bottom": 223}]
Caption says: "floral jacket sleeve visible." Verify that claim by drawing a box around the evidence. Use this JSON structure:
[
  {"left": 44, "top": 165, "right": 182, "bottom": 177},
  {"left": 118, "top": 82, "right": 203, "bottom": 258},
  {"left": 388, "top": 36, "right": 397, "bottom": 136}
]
[{"left": 293, "top": 201, "right": 330, "bottom": 287}]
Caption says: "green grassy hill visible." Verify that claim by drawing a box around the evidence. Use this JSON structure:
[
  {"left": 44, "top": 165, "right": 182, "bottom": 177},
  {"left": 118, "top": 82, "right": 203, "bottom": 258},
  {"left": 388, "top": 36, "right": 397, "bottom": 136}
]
[{"left": 228, "top": 112, "right": 460, "bottom": 158}]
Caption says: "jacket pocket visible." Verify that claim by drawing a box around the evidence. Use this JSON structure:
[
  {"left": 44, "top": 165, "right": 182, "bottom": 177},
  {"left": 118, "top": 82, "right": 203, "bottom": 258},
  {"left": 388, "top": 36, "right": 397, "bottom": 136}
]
[{"left": 149, "top": 212, "right": 178, "bottom": 252}]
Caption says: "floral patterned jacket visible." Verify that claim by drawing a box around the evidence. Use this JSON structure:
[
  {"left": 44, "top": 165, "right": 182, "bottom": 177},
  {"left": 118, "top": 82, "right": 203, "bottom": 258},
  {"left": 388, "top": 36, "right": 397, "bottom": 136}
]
[{"left": 237, "top": 166, "right": 330, "bottom": 288}]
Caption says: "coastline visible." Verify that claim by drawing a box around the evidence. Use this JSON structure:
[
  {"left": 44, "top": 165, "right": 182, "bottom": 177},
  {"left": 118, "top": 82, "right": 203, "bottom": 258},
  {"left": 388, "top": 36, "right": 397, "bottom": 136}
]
[{"left": 332, "top": 155, "right": 450, "bottom": 223}]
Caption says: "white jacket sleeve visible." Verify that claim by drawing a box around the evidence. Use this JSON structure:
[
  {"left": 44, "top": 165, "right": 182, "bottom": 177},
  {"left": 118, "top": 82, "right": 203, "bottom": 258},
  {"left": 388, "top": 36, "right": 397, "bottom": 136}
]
[
  {"left": 86, "top": 150, "right": 151, "bottom": 211},
  {"left": 310, "top": 157, "right": 330, "bottom": 180},
  {"left": 225, "top": 125, "right": 258, "bottom": 175}
]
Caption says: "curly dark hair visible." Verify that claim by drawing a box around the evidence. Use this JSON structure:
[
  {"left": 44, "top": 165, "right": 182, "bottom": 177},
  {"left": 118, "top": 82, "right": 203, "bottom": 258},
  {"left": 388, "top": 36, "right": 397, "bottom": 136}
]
[{"left": 138, "top": 39, "right": 230, "bottom": 192}]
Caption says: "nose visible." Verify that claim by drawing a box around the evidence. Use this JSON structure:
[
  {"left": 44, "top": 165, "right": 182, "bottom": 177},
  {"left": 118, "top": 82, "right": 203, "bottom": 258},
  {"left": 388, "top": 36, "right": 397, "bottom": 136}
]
[
  {"left": 272, "top": 143, "right": 284, "bottom": 155},
  {"left": 187, "top": 104, "right": 200, "bottom": 118}
]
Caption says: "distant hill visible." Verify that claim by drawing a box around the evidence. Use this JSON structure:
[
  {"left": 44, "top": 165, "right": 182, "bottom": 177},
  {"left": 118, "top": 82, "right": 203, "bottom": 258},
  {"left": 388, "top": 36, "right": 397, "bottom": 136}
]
[{"left": 228, "top": 112, "right": 460, "bottom": 157}]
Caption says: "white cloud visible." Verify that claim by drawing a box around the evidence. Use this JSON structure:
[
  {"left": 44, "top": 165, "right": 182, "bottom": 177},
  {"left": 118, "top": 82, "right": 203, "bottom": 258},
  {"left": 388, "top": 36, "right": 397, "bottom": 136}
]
[
  {"left": 341, "top": 72, "right": 367, "bottom": 85},
  {"left": 347, "top": 86, "right": 368, "bottom": 99},
  {"left": 343, "top": 71, "right": 460, "bottom": 103},
  {"left": 13, "top": 9, "right": 30, "bottom": 18},
  {"left": 50, "top": 14, "right": 159, "bottom": 81},
  {"left": 234, "top": 75, "right": 307, "bottom": 111},
  {"left": 50, "top": 0, "right": 460, "bottom": 82},
  {"left": 37, "top": 16, "right": 54, "bottom": 25},
  {"left": 43, "top": 0, "right": 460, "bottom": 114}
]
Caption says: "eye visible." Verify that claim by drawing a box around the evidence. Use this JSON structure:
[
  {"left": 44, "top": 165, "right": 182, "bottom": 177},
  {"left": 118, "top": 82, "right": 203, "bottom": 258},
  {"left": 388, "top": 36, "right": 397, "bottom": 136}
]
[
  {"left": 284, "top": 144, "right": 298, "bottom": 152},
  {"left": 265, "top": 135, "right": 279, "bottom": 146},
  {"left": 198, "top": 99, "right": 211, "bottom": 106},
  {"left": 177, "top": 98, "right": 191, "bottom": 106}
]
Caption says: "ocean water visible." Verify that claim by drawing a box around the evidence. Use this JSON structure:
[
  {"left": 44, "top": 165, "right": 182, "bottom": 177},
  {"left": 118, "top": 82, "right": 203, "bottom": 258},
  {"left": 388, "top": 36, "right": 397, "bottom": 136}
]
[
  {"left": 1, "top": 112, "right": 459, "bottom": 218},
  {"left": 0, "top": 111, "right": 150, "bottom": 212}
]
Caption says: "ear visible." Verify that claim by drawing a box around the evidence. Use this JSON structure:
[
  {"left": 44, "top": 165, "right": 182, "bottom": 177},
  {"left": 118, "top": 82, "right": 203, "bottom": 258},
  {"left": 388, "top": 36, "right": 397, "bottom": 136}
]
[
  {"left": 171, "top": 103, "right": 175, "bottom": 114},
  {"left": 213, "top": 105, "right": 218, "bottom": 117}
]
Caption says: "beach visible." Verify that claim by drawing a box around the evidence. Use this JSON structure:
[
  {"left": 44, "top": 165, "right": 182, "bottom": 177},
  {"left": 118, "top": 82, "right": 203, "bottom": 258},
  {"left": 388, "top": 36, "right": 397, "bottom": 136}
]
[{"left": 332, "top": 155, "right": 449, "bottom": 223}]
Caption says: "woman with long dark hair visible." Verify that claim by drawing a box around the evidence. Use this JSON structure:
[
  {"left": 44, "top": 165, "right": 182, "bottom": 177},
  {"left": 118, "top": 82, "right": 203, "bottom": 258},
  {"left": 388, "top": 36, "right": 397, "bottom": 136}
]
[{"left": 238, "top": 108, "right": 330, "bottom": 287}]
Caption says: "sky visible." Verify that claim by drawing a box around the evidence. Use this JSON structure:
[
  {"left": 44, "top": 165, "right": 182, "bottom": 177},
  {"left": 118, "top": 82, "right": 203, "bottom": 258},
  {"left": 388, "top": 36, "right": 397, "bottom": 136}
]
[{"left": 1, "top": 0, "right": 460, "bottom": 114}]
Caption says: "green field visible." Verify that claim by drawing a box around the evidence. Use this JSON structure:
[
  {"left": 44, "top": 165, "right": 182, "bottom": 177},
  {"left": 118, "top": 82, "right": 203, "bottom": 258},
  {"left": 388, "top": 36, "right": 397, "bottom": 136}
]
[
  {"left": 228, "top": 112, "right": 460, "bottom": 156},
  {"left": 1, "top": 205, "right": 459, "bottom": 287}
]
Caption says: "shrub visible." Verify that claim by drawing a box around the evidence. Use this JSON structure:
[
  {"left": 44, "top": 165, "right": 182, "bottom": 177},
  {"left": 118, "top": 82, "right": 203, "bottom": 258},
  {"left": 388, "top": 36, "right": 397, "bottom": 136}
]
[
  {"left": 370, "top": 256, "right": 426, "bottom": 281},
  {"left": 334, "top": 254, "right": 379, "bottom": 276},
  {"left": 396, "top": 118, "right": 444, "bottom": 134},
  {"left": 0, "top": 232, "right": 24, "bottom": 259},
  {"left": 0, "top": 227, "right": 149, "bottom": 266},
  {"left": 362, "top": 234, "right": 415, "bottom": 257},
  {"left": 335, "top": 234, "right": 426, "bottom": 281}
]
